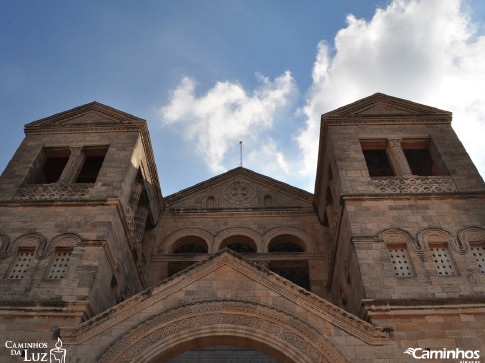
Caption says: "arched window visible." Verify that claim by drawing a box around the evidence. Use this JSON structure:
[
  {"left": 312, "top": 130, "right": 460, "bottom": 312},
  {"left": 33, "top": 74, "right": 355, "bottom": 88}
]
[
  {"left": 172, "top": 236, "right": 208, "bottom": 254},
  {"left": 220, "top": 235, "right": 256, "bottom": 253},
  {"left": 268, "top": 234, "right": 305, "bottom": 253}
]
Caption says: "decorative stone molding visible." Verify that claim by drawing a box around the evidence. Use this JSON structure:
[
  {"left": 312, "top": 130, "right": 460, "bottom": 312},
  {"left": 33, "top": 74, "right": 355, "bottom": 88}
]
[
  {"left": 0, "top": 234, "right": 10, "bottom": 259},
  {"left": 40, "top": 233, "right": 81, "bottom": 258},
  {"left": 222, "top": 181, "right": 256, "bottom": 204},
  {"left": 418, "top": 228, "right": 465, "bottom": 254},
  {"left": 458, "top": 227, "right": 485, "bottom": 250},
  {"left": 15, "top": 183, "right": 92, "bottom": 201},
  {"left": 92, "top": 300, "right": 349, "bottom": 363},
  {"left": 159, "top": 228, "right": 213, "bottom": 254},
  {"left": 263, "top": 226, "right": 316, "bottom": 253},
  {"left": 213, "top": 227, "right": 263, "bottom": 253},
  {"left": 164, "top": 208, "right": 316, "bottom": 217},
  {"left": 5, "top": 233, "right": 47, "bottom": 259},
  {"left": 379, "top": 228, "right": 421, "bottom": 253},
  {"left": 372, "top": 176, "right": 457, "bottom": 194}
]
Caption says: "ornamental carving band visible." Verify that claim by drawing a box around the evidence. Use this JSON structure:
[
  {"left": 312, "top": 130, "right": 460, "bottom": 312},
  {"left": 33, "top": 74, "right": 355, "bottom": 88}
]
[{"left": 372, "top": 176, "right": 457, "bottom": 194}]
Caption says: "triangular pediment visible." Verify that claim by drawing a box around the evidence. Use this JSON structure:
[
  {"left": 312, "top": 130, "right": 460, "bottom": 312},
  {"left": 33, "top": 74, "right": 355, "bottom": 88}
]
[
  {"left": 323, "top": 93, "right": 451, "bottom": 118},
  {"left": 25, "top": 102, "right": 146, "bottom": 133},
  {"left": 60, "top": 250, "right": 388, "bottom": 355},
  {"left": 165, "top": 167, "right": 313, "bottom": 208}
]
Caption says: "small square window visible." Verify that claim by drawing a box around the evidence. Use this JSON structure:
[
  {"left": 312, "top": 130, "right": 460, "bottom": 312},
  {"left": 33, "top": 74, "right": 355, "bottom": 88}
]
[
  {"left": 430, "top": 247, "right": 457, "bottom": 276},
  {"left": 47, "top": 250, "right": 72, "bottom": 279},
  {"left": 9, "top": 250, "right": 34, "bottom": 279},
  {"left": 388, "top": 248, "right": 414, "bottom": 277}
]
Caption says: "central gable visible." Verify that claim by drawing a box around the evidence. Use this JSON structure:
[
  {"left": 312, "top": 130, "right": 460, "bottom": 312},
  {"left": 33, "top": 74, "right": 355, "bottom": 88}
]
[
  {"left": 165, "top": 167, "right": 313, "bottom": 209},
  {"left": 60, "top": 250, "right": 388, "bottom": 362}
]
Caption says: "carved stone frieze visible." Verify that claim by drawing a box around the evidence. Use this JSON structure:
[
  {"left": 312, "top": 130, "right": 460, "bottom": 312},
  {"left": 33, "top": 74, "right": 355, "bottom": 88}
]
[
  {"left": 15, "top": 183, "right": 92, "bottom": 201},
  {"left": 372, "top": 176, "right": 457, "bottom": 194},
  {"left": 93, "top": 299, "right": 348, "bottom": 363},
  {"left": 223, "top": 181, "right": 256, "bottom": 204}
]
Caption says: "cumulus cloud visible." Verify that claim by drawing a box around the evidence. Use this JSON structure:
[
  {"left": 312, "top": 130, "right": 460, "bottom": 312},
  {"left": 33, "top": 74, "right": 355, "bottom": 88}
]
[
  {"left": 298, "top": 0, "right": 485, "bottom": 178},
  {"left": 160, "top": 0, "right": 485, "bottom": 189},
  {"left": 160, "top": 72, "right": 296, "bottom": 172}
]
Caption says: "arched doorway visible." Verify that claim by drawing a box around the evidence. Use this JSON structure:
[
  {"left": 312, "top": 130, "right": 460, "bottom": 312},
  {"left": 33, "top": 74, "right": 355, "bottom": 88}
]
[{"left": 95, "top": 300, "right": 348, "bottom": 363}]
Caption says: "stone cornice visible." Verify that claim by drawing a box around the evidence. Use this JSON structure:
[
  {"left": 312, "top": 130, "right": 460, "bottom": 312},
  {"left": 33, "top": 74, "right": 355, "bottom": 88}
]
[
  {"left": 161, "top": 207, "right": 316, "bottom": 217},
  {"left": 0, "top": 301, "right": 91, "bottom": 319},
  {"left": 60, "top": 249, "right": 388, "bottom": 346},
  {"left": 362, "top": 298, "right": 485, "bottom": 319},
  {"left": 164, "top": 167, "right": 313, "bottom": 206}
]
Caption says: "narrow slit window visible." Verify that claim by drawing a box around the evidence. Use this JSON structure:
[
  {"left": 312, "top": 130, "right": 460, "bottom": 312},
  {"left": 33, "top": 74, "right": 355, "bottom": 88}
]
[
  {"left": 430, "top": 247, "right": 457, "bottom": 275},
  {"left": 471, "top": 244, "right": 485, "bottom": 274},
  {"left": 76, "top": 147, "right": 108, "bottom": 183},
  {"left": 9, "top": 250, "right": 34, "bottom": 279},
  {"left": 388, "top": 248, "right": 414, "bottom": 277},
  {"left": 48, "top": 250, "right": 72, "bottom": 279}
]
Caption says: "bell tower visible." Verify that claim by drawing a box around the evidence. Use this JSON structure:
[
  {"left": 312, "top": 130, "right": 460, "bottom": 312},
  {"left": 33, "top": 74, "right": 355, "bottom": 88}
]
[
  {"left": 0, "top": 102, "right": 162, "bottom": 340},
  {"left": 314, "top": 93, "right": 485, "bottom": 319}
]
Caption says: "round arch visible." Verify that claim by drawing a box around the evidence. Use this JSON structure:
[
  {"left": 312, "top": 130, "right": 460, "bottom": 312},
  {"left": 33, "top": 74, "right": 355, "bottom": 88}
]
[
  {"left": 263, "top": 227, "right": 315, "bottom": 253},
  {"left": 95, "top": 300, "right": 348, "bottom": 363},
  {"left": 213, "top": 228, "right": 263, "bottom": 253},
  {"left": 160, "top": 228, "right": 213, "bottom": 254}
]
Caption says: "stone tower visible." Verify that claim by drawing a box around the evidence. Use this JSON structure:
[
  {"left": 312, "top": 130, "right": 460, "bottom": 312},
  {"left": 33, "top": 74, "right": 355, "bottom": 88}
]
[
  {"left": 0, "top": 102, "right": 162, "bottom": 346},
  {"left": 314, "top": 93, "right": 485, "bottom": 349}
]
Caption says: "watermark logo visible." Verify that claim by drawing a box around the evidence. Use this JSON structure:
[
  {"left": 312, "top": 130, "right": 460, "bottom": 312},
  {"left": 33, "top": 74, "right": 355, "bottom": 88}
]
[
  {"left": 404, "top": 347, "right": 481, "bottom": 362},
  {"left": 5, "top": 338, "right": 67, "bottom": 362},
  {"left": 49, "top": 339, "right": 66, "bottom": 363}
]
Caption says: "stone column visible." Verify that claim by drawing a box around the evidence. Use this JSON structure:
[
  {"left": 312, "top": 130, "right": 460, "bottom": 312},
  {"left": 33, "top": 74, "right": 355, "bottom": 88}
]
[
  {"left": 59, "top": 147, "right": 85, "bottom": 183},
  {"left": 386, "top": 139, "right": 412, "bottom": 177}
]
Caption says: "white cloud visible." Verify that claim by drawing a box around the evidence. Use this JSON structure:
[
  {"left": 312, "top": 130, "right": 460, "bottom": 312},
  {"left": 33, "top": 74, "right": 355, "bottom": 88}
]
[
  {"left": 161, "top": 0, "right": 485, "bottom": 190},
  {"left": 160, "top": 72, "right": 296, "bottom": 172},
  {"left": 245, "top": 138, "right": 290, "bottom": 179},
  {"left": 298, "top": 0, "right": 485, "bottom": 179}
]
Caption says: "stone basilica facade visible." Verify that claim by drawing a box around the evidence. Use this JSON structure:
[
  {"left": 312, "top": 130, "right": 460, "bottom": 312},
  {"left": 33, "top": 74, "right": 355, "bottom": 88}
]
[{"left": 0, "top": 93, "right": 484, "bottom": 362}]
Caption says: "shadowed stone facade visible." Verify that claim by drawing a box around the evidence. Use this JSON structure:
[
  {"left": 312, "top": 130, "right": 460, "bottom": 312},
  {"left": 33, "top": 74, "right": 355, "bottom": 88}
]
[{"left": 0, "top": 94, "right": 484, "bottom": 362}]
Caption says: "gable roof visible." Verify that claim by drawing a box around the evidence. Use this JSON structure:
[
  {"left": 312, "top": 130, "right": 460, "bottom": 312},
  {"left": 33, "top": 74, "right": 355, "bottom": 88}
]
[
  {"left": 322, "top": 92, "right": 452, "bottom": 122},
  {"left": 60, "top": 249, "right": 388, "bottom": 347},
  {"left": 24, "top": 101, "right": 146, "bottom": 134},
  {"left": 314, "top": 93, "right": 452, "bottom": 201},
  {"left": 164, "top": 166, "right": 313, "bottom": 206}
]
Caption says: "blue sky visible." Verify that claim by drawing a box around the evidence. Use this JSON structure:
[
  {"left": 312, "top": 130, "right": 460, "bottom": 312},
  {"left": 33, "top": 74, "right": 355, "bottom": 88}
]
[{"left": 1, "top": 0, "right": 485, "bottom": 195}]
